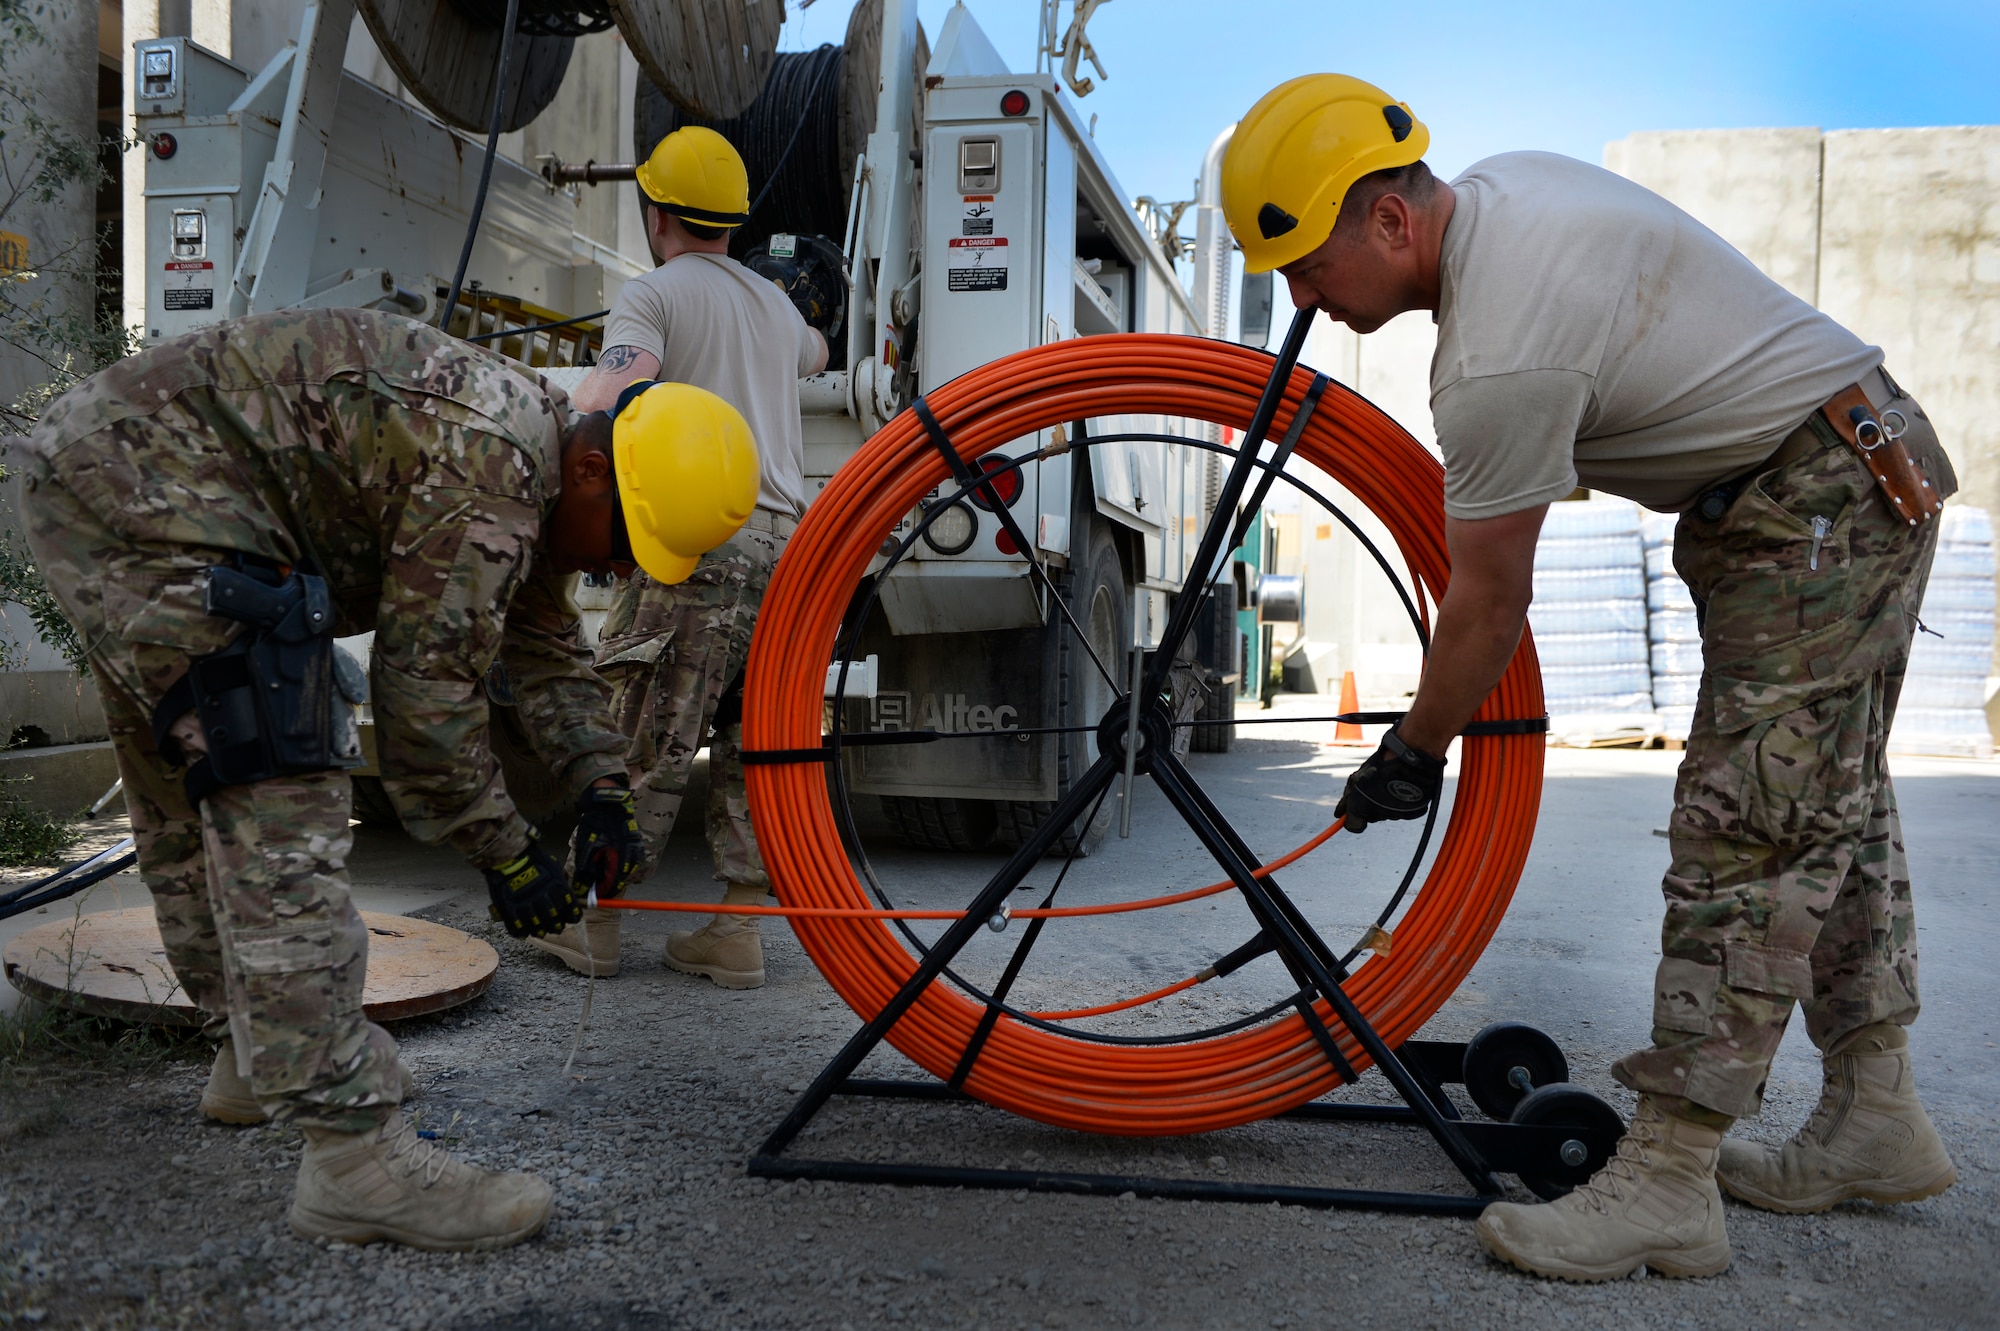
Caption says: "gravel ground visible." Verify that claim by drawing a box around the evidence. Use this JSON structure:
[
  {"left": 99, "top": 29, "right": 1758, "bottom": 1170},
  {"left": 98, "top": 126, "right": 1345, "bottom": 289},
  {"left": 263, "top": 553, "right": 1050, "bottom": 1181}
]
[{"left": 3, "top": 740, "right": 1997, "bottom": 1330}]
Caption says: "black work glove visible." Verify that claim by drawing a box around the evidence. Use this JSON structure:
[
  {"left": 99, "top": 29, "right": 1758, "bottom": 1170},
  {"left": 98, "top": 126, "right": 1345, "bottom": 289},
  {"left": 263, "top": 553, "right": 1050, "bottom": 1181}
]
[
  {"left": 483, "top": 841, "right": 583, "bottom": 938},
  {"left": 1335, "top": 729, "right": 1445, "bottom": 833},
  {"left": 574, "top": 781, "right": 644, "bottom": 899}
]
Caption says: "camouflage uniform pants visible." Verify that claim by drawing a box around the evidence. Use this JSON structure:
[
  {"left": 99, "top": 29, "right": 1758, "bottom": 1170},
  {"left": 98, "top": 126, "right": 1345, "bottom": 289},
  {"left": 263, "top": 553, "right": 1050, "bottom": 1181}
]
[
  {"left": 595, "top": 524, "right": 781, "bottom": 888},
  {"left": 1613, "top": 378, "right": 1951, "bottom": 1120},
  {"left": 18, "top": 451, "right": 400, "bottom": 1133}
]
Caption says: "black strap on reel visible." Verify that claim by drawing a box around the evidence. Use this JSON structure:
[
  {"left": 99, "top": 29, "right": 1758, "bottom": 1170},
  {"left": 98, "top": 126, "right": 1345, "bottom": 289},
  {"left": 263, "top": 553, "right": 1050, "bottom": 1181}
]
[{"left": 150, "top": 559, "right": 368, "bottom": 806}]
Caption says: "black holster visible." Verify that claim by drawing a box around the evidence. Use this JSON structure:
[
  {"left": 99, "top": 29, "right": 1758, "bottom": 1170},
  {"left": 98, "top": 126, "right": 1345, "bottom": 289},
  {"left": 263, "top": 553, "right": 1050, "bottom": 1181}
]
[{"left": 150, "top": 561, "right": 367, "bottom": 805}]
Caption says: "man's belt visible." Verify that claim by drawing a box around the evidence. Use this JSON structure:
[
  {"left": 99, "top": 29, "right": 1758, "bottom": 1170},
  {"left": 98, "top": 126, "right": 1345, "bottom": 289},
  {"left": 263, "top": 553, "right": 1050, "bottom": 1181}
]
[{"left": 1695, "top": 367, "right": 1942, "bottom": 525}]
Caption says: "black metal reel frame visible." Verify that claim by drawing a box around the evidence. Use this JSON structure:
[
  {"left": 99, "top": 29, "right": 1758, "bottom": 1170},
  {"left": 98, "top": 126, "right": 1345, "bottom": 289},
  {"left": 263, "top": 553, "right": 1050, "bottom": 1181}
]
[{"left": 746, "top": 310, "right": 1608, "bottom": 1215}]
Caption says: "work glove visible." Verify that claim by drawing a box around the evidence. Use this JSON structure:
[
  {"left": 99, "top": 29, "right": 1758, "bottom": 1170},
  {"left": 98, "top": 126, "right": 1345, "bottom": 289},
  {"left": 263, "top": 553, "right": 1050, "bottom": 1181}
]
[
  {"left": 1335, "top": 729, "right": 1445, "bottom": 833},
  {"left": 573, "top": 781, "right": 644, "bottom": 899},
  {"left": 483, "top": 841, "right": 583, "bottom": 939}
]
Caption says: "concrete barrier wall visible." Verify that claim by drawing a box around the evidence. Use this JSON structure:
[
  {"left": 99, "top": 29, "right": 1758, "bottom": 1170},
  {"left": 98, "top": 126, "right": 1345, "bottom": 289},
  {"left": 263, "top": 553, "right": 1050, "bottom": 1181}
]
[
  {"left": 1609, "top": 125, "right": 2000, "bottom": 666},
  {"left": 1603, "top": 128, "right": 1825, "bottom": 303},
  {"left": 1818, "top": 128, "right": 2000, "bottom": 535}
]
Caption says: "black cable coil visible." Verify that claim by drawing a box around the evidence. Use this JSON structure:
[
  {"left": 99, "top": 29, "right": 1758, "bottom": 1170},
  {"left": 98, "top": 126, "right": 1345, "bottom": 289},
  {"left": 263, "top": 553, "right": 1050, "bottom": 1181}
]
[{"left": 634, "top": 43, "right": 850, "bottom": 264}]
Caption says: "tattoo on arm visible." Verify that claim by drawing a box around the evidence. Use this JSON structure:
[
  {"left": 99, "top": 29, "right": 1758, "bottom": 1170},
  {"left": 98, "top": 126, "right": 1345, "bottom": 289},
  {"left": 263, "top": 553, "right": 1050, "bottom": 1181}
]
[{"left": 596, "top": 345, "right": 643, "bottom": 373}]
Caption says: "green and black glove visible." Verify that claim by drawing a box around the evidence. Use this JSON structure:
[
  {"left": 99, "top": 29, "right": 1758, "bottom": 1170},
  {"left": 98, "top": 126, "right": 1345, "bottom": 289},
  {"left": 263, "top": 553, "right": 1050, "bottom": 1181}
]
[
  {"left": 574, "top": 781, "right": 644, "bottom": 899},
  {"left": 1335, "top": 729, "right": 1445, "bottom": 833},
  {"left": 483, "top": 841, "right": 582, "bottom": 938}
]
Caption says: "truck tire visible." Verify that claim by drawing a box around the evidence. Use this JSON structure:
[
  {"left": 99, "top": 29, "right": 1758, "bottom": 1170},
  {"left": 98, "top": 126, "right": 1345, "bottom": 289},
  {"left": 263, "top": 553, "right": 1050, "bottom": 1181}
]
[
  {"left": 992, "top": 524, "right": 1127, "bottom": 858},
  {"left": 880, "top": 795, "right": 998, "bottom": 852},
  {"left": 349, "top": 775, "right": 400, "bottom": 829},
  {"left": 1188, "top": 579, "right": 1238, "bottom": 754},
  {"left": 1188, "top": 671, "right": 1235, "bottom": 753}
]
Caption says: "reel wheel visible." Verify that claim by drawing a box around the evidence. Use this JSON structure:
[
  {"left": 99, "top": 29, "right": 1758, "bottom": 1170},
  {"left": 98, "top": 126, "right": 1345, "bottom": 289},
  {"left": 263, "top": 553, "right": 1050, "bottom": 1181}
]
[
  {"left": 1509, "top": 1083, "right": 1626, "bottom": 1200},
  {"left": 1462, "top": 1020, "right": 1570, "bottom": 1121}
]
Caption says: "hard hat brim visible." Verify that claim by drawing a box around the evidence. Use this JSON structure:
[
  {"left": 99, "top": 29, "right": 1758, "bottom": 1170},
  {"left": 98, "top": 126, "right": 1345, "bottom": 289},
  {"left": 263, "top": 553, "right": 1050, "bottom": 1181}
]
[{"left": 625, "top": 532, "right": 700, "bottom": 586}]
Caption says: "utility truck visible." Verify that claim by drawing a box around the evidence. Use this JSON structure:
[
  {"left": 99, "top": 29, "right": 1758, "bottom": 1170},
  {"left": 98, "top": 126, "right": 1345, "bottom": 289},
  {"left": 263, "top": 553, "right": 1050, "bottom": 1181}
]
[{"left": 131, "top": 0, "right": 1263, "bottom": 853}]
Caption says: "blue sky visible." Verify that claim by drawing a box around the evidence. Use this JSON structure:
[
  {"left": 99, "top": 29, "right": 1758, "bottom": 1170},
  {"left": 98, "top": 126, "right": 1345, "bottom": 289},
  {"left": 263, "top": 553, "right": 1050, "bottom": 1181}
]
[{"left": 781, "top": 1, "right": 2000, "bottom": 207}]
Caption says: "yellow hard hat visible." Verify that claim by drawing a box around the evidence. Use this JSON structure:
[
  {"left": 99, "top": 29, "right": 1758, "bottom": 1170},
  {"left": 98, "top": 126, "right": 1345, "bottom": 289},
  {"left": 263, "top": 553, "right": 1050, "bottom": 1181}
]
[
  {"left": 1222, "top": 74, "right": 1430, "bottom": 274},
  {"left": 634, "top": 125, "right": 752, "bottom": 229},
  {"left": 611, "top": 382, "right": 761, "bottom": 584}
]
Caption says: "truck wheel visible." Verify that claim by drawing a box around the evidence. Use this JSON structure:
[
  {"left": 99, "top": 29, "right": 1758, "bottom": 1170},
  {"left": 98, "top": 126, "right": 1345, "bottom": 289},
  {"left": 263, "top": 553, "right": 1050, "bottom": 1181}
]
[
  {"left": 1188, "top": 579, "right": 1238, "bottom": 753},
  {"left": 992, "top": 524, "right": 1127, "bottom": 857},
  {"left": 1187, "top": 670, "right": 1236, "bottom": 753},
  {"left": 880, "top": 795, "right": 998, "bottom": 852},
  {"left": 349, "top": 776, "right": 400, "bottom": 829}
]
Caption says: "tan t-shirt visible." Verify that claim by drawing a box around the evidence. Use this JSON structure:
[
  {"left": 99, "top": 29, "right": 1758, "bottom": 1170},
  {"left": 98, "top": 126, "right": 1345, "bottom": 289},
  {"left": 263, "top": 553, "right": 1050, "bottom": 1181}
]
[
  {"left": 1431, "top": 152, "right": 1881, "bottom": 518},
  {"left": 602, "top": 252, "right": 819, "bottom": 517}
]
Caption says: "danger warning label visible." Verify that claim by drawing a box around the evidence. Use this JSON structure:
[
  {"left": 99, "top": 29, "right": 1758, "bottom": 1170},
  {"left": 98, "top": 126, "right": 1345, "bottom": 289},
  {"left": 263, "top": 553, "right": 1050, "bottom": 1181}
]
[
  {"left": 946, "top": 236, "right": 1007, "bottom": 292},
  {"left": 164, "top": 288, "right": 213, "bottom": 310}
]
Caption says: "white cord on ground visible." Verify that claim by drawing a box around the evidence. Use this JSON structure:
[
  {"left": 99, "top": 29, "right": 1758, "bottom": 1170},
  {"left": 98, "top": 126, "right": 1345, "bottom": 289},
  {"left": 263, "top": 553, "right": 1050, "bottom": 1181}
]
[
  {"left": 564, "top": 971, "right": 592, "bottom": 1087},
  {"left": 560, "top": 886, "right": 600, "bottom": 1083}
]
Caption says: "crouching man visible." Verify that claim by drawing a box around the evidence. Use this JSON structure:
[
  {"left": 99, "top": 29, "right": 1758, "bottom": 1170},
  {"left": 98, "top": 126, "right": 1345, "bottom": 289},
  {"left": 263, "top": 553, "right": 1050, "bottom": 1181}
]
[{"left": 15, "top": 308, "right": 756, "bottom": 1251}]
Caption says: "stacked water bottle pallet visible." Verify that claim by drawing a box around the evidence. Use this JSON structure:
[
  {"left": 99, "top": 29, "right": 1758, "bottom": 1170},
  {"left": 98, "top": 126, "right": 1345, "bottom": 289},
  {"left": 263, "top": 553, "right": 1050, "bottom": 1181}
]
[
  {"left": 1643, "top": 512, "right": 1700, "bottom": 741},
  {"left": 1893, "top": 506, "right": 1996, "bottom": 759},
  {"left": 1531, "top": 499, "right": 1662, "bottom": 746}
]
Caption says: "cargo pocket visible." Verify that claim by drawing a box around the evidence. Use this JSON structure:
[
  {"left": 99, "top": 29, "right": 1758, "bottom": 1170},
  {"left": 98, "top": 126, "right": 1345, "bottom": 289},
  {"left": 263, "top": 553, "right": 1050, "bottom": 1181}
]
[
  {"left": 1721, "top": 938, "right": 1815, "bottom": 1002},
  {"left": 228, "top": 925, "right": 339, "bottom": 1093},
  {"left": 1651, "top": 955, "right": 1722, "bottom": 1035},
  {"left": 1725, "top": 681, "right": 1872, "bottom": 847}
]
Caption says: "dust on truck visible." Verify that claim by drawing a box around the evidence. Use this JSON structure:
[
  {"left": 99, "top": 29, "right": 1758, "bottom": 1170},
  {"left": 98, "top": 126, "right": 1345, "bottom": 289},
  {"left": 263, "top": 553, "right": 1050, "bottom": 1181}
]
[{"left": 130, "top": 0, "right": 1250, "bottom": 852}]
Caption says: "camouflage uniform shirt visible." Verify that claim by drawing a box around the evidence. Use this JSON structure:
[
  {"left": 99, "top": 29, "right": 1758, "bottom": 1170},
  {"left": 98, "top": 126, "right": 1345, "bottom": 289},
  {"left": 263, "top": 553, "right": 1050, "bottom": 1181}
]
[{"left": 22, "top": 308, "right": 627, "bottom": 865}]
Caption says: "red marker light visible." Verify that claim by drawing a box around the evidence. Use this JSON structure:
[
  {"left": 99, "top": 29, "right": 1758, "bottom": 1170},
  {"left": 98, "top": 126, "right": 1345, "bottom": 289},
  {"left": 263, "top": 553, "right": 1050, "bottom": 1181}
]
[
  {"left": 1000, "top": 89, "right": 1030, "bottom": 117},
  {"left": 995, "top": 527, "right": 1020, "bottom": 556},
  {"left": 968, "top": 455, "right": 1023, "bottom": 511},
  {"left": 151, "top": 132, "right": 177, "bottom": 159}
]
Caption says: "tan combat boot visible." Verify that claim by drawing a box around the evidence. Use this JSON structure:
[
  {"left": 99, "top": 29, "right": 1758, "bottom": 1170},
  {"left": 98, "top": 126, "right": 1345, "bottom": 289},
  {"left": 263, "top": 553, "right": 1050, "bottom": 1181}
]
[
  {"left": 1477, "top": 1096, "right": 1731, "bottom": 1282},
  {"left": 526, "top": 906, "right": 623, "bottom": 977},
  {"left": 1717, "top": 1023, "right": 1955, "bottom": 1213},
  {"left": 664, "top": 881, "right": 767, "bottom": 989},
  {"left": 202, "top": 1040, "right": 416, "bottom": 1125},
  {"left": 290, "top": 1110, "right": 552, "bottom": 1251}
]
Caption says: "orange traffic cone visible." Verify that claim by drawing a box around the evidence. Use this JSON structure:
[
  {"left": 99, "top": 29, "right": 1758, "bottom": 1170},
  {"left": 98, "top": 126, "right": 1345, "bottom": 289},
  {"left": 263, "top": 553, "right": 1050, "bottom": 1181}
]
[{"left": 1330, "top": 670, "right": 1368, "bottom": 746}]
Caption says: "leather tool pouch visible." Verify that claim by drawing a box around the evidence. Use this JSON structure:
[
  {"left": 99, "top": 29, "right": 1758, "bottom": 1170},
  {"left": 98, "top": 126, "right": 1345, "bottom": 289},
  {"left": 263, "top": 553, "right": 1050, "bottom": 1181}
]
[
  {"left": 1818, "top": 385, "right": 1944, "bottom": 527},
  {"left": 150, "top": 561, "right": 368, "bottom": 805}
]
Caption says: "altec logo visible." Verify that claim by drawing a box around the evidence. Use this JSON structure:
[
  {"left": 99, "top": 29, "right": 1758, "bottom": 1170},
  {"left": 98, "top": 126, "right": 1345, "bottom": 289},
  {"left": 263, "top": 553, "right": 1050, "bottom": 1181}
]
[
  {"left": 871, "top": 691, "right": 1019, "bottom": 734},
  {"left": 922, "top": 693, "right": 1019, "bottom": 733}
]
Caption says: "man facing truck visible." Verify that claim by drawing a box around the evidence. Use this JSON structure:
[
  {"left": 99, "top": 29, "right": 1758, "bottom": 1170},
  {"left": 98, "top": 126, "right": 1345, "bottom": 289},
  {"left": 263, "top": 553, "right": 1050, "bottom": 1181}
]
[{"left": 534, "top": 125, "right": 831, "bottom": 990}]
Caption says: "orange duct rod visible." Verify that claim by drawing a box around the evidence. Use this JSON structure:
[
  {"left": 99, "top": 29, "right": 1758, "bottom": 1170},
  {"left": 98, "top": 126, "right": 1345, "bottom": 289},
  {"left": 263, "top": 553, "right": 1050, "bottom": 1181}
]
[{"left": 742, "top": 334, "right": 1546, "bottom": 1138}]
